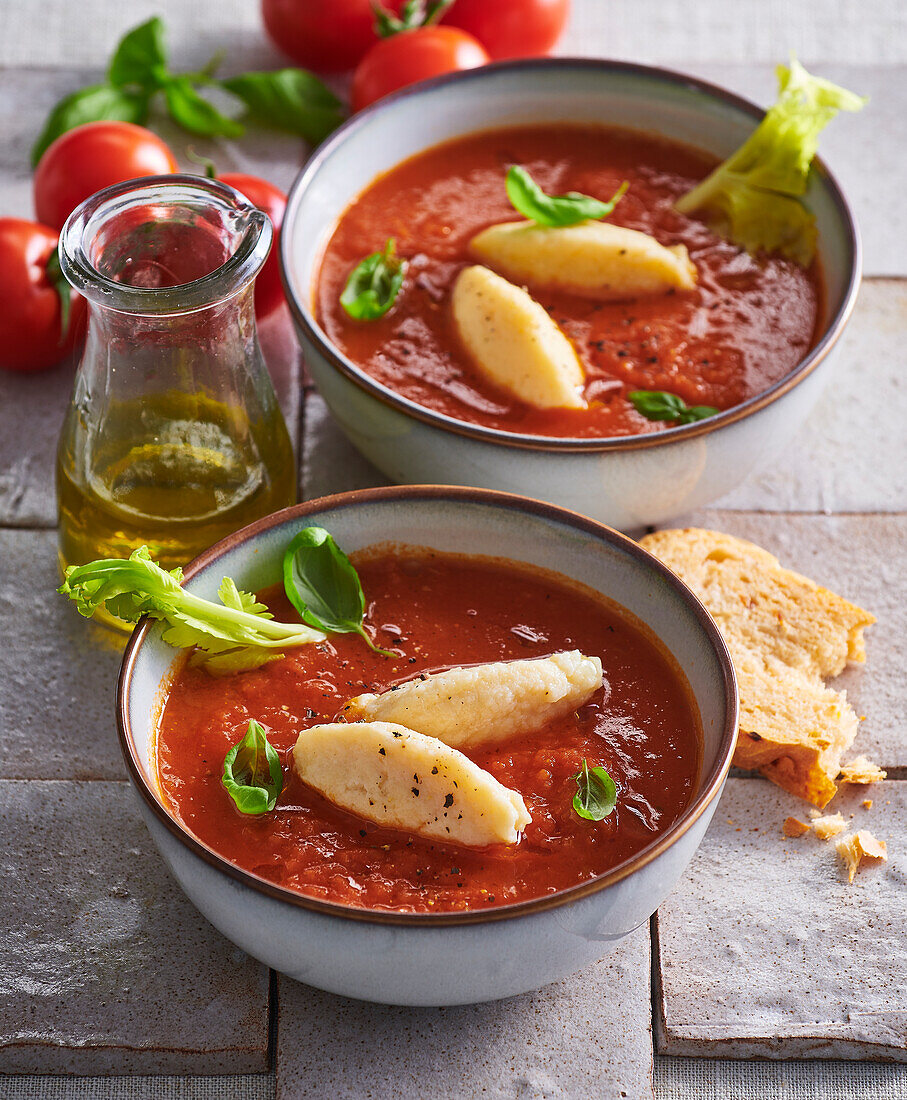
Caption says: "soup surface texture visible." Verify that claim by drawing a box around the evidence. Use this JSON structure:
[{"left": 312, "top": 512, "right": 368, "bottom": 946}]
[
  {"left": 157, "top": 550, "right": 702, "bottom": 914},
  {"left": 316, "top": 124, "right": 822, "bottom": 438}
]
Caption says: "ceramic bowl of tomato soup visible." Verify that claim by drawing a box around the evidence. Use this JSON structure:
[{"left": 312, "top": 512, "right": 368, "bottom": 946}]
[
  {"left": 118, "top": 487, "right": 737, "bottom": 1005},
  {"left": 282, "top": 59, "right": 859, "bottom": 530}
]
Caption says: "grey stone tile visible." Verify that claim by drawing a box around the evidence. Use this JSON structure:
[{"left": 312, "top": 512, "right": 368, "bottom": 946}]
[
  {"left": 277, "top": 926, "right": 653, "bottom": 1100},
  {"left": 655, "top": 778, "right": 906, "bottom": 1060},
  {"left": 715, "top": 280, "right": 906, "bottom": 513},
  {"left": 657, "top": 511, "right": 906, "bottom": 770},
  {"left": 0, "top": 528, "right": 129, "bottom": 779},
  {"left": 0, "top": 357, "right": 75, "bottom": 528},
  {"left": 655, "top": 1057, "right": 907, "bottom": 1100},
  {"left": 0, "top": 779, "right": 270, "bottom": 1073},
  {"left": 299, "top": 389, "right": 390, "bottom": 502}
]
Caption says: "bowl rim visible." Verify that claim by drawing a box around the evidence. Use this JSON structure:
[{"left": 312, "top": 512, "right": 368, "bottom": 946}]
[
  {"left": 280, "top": 55, "right": 861, "bottom": 454},
  {"left": 117, "top": 485, "right": 739, "bottom": 927}
]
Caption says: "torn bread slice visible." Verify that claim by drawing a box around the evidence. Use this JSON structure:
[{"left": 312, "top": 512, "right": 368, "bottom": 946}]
[
  {"left": 641, "top": 528, "right": 874, "bottom": 677},
  {"left": 640, "top": 528, "right": 874, "bottom": 808},
  {"left": 343, "top": 651, "right": 603, "bottom": 749},
  {"left": 293, "top": 721, "right": 530, "bottom": 847},
  {"left": 468, "top": 219, "right": 697, "bottom": 301}
]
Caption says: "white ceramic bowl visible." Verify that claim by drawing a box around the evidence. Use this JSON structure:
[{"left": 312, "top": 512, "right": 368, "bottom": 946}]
[
  {"left": 281, "top": 59, "right": 860, "bottom": 530},
  {"left": 118, "top": 487, "right": 737, "bottom": 1006}
]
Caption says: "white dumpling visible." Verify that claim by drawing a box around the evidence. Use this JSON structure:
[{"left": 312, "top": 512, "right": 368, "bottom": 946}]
[
  {"left": 469, "top": 219, "right": 697, "bottom": 301},
  {"left": 452, "top": 264, "right": 586, "bottom": 409},
  {"left": 343, "top": 651, "right": 603, "bottom": 749},
  {"left": 292, "top": 721, "right": 531, "bottom": 847}
]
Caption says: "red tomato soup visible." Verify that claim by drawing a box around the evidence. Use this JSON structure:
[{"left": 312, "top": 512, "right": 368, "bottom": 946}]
[
  {"left": 156, "top": 550, "right": 702, "bottom": 914},
  {"left": 316, "top": 124, "right": 822, "bottom": 438}
]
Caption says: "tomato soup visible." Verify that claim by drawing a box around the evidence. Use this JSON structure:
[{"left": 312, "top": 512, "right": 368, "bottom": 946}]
[
  {"left": 156, "top": 550, "right": 701, "bottom": 914},
  {"left": 316, "top": 124, "right": 822, "bottom": 438}
]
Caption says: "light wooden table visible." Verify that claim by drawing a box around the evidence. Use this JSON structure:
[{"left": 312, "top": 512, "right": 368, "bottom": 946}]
[{"left": 0, "top": 1, "right": 904, "bottom": 1097}]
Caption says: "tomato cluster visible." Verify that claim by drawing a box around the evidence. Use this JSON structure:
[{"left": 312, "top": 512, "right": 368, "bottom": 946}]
[
  {"left": 2, "top": 2, "right": 568, "bottom": 372},
  {"left": 265, "top": 0, "right": 570, "bottom": 109}
]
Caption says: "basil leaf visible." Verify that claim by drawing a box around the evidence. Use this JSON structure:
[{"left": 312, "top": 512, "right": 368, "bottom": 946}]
[
  {"left": 164, "top": 76, "right": 244, "bottom": 138},
  {"left": 506, "top": 166, "right": 629, "bottom": 228},
  {"left": 340, "top": 239, "right": 406, "bottom": 321},
  {"left": 628, "top": 390, "right": 718, "bottom": 425},
  {"left": 108, "top": 17, "right": 168, "bottom": 91},
  {"left": 222, "top": 719, "right": 283, "bottom": 815},
  {"left": 222, "top": 69, "right": 345, "bottom": 147},
  {"left": 283, "top": 527, "right": 394, "bottom": 655},
  {"left": 31, "top": 84, "right": 148, "bottom": 166},
  {"left": 572, "top": 759, "right": 617, "bottom": 821}
]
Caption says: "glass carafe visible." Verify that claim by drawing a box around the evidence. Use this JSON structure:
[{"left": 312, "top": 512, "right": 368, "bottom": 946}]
[{"left": 56, "top": 174, "right": 296, "bottom": 586}]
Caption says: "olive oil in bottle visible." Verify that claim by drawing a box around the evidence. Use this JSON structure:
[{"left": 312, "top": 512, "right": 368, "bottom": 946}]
[
  {"left": 55, "top": 175, "right": 296, "bottom": 626},
  {"left": 57, "top": 389, "right": 295, "bottom": 575}
]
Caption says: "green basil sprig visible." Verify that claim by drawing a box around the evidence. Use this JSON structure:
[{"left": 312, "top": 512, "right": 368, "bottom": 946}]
[
  {"left": 628, "top": 390, "right": 719, "bottom": 426},
  {"left": 222, "top": 720, "right": 283, "bottom": 815},
  {"left": 340, "top": 239, "right": 407, "bottom": 321},
  {"left": 505, "top": 166, "right": 629, "bottom": 228},
  {"left": 31, "top": 17, "right": 345, "bottom": 166},
  {"left": 283, "top": 527, "right": 394, "bottom": 656},
  {"left": 572, "top": 759, "right": 617, "bottom": 822}
]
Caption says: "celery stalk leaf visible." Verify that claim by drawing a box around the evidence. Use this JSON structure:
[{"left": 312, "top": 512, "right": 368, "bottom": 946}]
[
  {"left": 675, "top": 56, "right": 866, "bottom": 264},
  {"left": 58, "top": 545, "right": 325, "bottom": 673}
]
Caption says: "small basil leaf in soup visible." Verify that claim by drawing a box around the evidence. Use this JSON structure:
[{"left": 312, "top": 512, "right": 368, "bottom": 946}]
[
  {"left": 572, "top": 759, "right": 617, "bottom": 821},
  {"left": 340, "top": 239, "right": 407, "bottom": 320},
  {"left": 628, "top": 390, "right": 718, "bottom": 425},
  {"left": 283, "top": 527, "right": 395, "bottom": 656},
  {"left": 505, "top": 166, "right": 629, "bottom": 228},
  {"left": 222, "top": 719, "right": 283, "bottom": 814}
]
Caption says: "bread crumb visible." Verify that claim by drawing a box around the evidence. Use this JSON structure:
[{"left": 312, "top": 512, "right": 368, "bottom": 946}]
[
  {"left": 811, "top": 811, "right": 847, "bottom": 840},
  {"left": 835, "top": 830, "right": 888, "bottom": 883},
  {"left": 863, "top": 799, "right": 873, "bottom": 809},
  {"left": 782, "top": 816, "right": 810, "bottom": 837},
  {"left": 839, "top": 756, "right": 887, "bottom": 785}
]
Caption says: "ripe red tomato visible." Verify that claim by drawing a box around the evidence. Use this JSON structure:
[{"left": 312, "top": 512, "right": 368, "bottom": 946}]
[
  {"left": 219, "top": 173, "right": 288, "bottom": 320},
  {"left": 0, "top": 219, "right": 86, "bottom": 372},
  {"left": 352, "top": 26, "right": 490, "bottom": 112},
  {"left": 262, "top": 0, "right": 403, "bottom": 73},
  {"left": 443, "top": 0, "right": 569, "bottom": 60},
  {"left": 34, "top": 121, "right": 178, "bottom": 230}
]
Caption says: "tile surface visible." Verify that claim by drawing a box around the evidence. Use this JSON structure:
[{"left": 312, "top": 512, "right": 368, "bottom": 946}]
[
  {"left": 299, "top": 389, "right": 390, "bottom": 502},
  {"left": 277, "top": 926, "right": 653, "bottom": 1100},
  {"left": 660, "top": 511, "right": 907, "bottom": 769},
  {"left": 0, "top": 780, "right": 270, "bottom": 1073},
  {"left": 0, "top": 528, "right": 128, "bottom": 780},
  {"left": 656, "top": 778, "right": 906, "bottom": 1060}
]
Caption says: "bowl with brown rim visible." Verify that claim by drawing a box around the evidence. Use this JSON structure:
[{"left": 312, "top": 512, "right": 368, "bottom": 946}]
[
  {"left": 118, "top": 486, "right": 737, "bottom": 1005},
  {"left": 280, "top": 58, "right": 860, "bottom": 530}
]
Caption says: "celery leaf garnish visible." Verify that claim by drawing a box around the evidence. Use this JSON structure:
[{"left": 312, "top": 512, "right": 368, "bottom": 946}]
[
  {"left": 58, "top": 545, "right": 324, "bottom": 673},
  {"left": 675, "top": 57, "right": 866, "bottom": 264}
]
